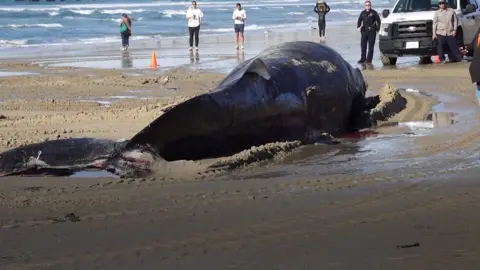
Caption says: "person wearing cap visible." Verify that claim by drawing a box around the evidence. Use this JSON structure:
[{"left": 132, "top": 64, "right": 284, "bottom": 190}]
[
  {"left": 356, "top": 1, "right": 381, "bottom": 64},
  {"left": 313, "top": 0, "right": 330, "bottom": 40},
  {"left": 432, "top": 0, "right": 462, "bottom": 63},
  {"left": 119, "top": 13, "right": 132, "bottom": 51}
]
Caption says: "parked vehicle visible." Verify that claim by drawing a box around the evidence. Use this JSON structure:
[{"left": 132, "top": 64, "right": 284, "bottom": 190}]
[{"left": 378, "top": 0, "right": 480, "bottom": 65}]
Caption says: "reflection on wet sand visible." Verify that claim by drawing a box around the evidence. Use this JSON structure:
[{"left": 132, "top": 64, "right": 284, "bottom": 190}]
[
  {"left": 360, "top": 62, "right": 402, "bottom": 71},
  {"left": 190, "top": 51, "right": 200, "bottom": 64},
  {"left": 237, "top": 50, "right": 245, "bottom": 63},
  {"left": 425, "top": 111, "right": 456, "bottom": 127},
  {"left": 360, "top": 63, "right": 375, "bottom": 70},
  {"left": 397, "top": 112, "right": 456, "bottom": 130},
  {"left": 121, "top": 51, "right": 133, "bottom": 68}
]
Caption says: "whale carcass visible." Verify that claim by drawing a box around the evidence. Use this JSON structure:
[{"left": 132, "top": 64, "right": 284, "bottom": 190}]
[
  {"left": 114, "top": 41, "right": 372, "bottom": 163},
  {"left": 0, "top": 41, "right": 379, "bottom": 178}
]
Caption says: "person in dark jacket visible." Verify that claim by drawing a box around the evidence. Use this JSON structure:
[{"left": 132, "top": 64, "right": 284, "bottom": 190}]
[
  {"left": 314, "top": 0, "right": 330, "bottom": 40},
  {"left": 468, "top": 28, "right": 480, "bottom": 104},
  {"left": 356, "top": 0, "right": 381, "bottom": 64}
]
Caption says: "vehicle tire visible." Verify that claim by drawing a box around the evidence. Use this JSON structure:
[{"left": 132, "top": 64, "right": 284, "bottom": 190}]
[
  {"left": 380, "top": 52, "right": 397, "bottom": 66},
  {"left": 419, "top": 56, "right": 432, "bottom": 65}
]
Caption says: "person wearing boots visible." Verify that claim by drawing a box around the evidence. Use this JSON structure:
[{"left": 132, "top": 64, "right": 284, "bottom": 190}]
[{"left": 356, "top": 0, "right": 381, "bottom": 64}]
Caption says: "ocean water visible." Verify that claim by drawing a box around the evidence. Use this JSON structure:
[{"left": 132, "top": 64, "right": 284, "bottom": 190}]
[{"left": 0, "top": 0, "right": 393, "bottom": 48}]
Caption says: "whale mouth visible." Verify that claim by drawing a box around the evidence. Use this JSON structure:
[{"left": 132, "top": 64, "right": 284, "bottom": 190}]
[{"left": 105, "top": 147, "right": 159, "bottom": 178}]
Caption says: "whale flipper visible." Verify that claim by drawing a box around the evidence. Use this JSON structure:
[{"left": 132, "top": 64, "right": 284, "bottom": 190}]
[
  {"left": 244, "top": 58, "right": 271, "bottom": 80},
  {"left": 218, "top": 57, "right": 271, "bottom": 87}
]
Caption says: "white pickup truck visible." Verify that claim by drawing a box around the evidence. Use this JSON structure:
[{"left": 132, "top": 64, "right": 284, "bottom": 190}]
[{"left": 378, "top": 0, "right": 480, "bottom": 65}]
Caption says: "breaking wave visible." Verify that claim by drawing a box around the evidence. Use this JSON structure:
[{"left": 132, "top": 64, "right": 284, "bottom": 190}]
[
  {"left": 0, "top": 0, "right": 393, "bottom": 48},
  {"left": 0, "top": 23, "right": 63, "bottom": 29}
]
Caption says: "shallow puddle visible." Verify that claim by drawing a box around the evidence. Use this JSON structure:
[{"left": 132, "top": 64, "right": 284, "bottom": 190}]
[
  {"left": 75, "top": 94, "right": 160, "bottom": 108},
  {"left": 108, "top": 95, "right": 156, "bottom": 100},
  {"left": 77, "top": 99, "right": 113, "bottom": 107},
  {"left": 71, "top": 170, "right": 119, "bottom": 179},
  {"left": 227, "top": 87, "right": 479, "bottom": 181},
  {"left": 47, "top": 56, "right": 220, "bottom": 70},
  {"left": 125, "top": 90, "right": 154, "bottom": 94},
  {"left": 0, "top": 71, "right": 39, "bottom": 77}
]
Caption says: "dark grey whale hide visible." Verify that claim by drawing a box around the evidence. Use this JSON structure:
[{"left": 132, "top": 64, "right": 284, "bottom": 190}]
[{"left": 124, "top": 41, "right": 368, "bottom": 161}]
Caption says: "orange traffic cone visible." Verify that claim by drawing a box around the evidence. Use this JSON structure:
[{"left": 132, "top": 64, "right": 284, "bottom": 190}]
[
  {"left": 150, "top": 51, "right": 158, "bottom": 68},
  {"left": 434, "top": 55, "right": 440, "bottom": 63}
]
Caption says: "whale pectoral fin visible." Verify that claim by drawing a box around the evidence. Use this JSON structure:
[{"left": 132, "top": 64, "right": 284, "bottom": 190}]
[{"left": 245, "top": 58, "right": 271, "bottom": 80}]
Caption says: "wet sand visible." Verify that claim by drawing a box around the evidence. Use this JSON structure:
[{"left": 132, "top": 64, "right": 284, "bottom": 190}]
[
  {"left": 0, "top": 25, "right": 423, "bottom": 72},
  {"left": 3, "top": 169, "right": 480, "bottom": 269},
  {"left": 1, "top": 46, "right": 480, "bottom": 269}
]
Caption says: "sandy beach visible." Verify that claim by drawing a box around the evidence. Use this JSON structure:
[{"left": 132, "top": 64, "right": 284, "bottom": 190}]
[{"left": 1, "top": 25, "right": 480, "bottom": 269}]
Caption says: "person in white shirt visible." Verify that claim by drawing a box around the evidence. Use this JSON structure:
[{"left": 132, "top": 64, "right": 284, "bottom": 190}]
[
  {"left": 186, "top": 1, "right": 203, "bottom": 51},
  {"left": 232, "top": 3, "right": 246, "bottom": 49}
]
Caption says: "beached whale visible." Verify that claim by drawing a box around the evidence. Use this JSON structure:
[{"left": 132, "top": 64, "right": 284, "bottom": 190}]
[
  {"left": 0, "top": 138, "right": 128, "bottom": 176},
  {"left": 104, "top": 41, "right": 375, "bottom": 176},
  {"left": 0, "top": 41, "right": 380, "bottom": 178}
]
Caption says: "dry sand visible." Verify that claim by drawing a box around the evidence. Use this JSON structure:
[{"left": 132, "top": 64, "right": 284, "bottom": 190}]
[
  {"left": 0, "top": 62, "right": 224, "bottom": 149},
  {"left": 1, "top": 60, "right": 480, "bottom": 269}
]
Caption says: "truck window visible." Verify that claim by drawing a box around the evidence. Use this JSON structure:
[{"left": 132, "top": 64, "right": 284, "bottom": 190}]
[{"left": 393, "top": 0, "right": 457, "bottom": 12}]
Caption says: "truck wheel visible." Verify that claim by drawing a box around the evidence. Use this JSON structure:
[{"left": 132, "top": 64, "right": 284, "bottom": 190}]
[
  {"left": 380, "top": 53, "right": 397, "bottom": 66},
  {"left": 419, "top": 56, "right": 432, "bottom": 65}
]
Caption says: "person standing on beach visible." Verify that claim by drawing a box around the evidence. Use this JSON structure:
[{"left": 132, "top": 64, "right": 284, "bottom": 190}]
[
  {"left": 432, "top": 0, "right": 462, "bottom": 63},
  {"left": 120, "top": 13, "right": 132, "bottom": 51},
  {"left": 313, "top": 0, "right": 330, "bottom": 40},
  {"left": 356, "top": 1, "right": 380, "bottom": 64},
  {"left": 232, "top": 3, "right": 247, "bottom": 49},
  {"left": 186, "top": 1, "right": 204, "bottom": 51},
  {"left": 468, "top": 27, "right": 480, "bottom": 105}
]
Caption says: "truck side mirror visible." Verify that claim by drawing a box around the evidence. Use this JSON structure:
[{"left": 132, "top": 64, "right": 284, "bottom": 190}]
[
  {"left": 465, "top": 4, "right": 476, "bottom": 13},
  {"left": 382, "top": 9, "right": 390, "bottom": 18}
]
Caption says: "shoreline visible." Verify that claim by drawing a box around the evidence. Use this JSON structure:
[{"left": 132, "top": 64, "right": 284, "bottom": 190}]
[
  {"left": 0, "top": 23, "right": 423, "bottom": 73},
  {"left": 0, "top": 19, "right": 357, "bottom": 51}
]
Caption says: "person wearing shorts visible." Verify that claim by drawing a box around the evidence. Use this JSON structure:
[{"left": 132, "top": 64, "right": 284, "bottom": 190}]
[{"left": 232, "top": 3, "right": 247, "bottom": 49}]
